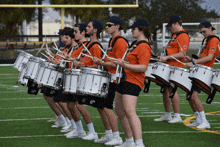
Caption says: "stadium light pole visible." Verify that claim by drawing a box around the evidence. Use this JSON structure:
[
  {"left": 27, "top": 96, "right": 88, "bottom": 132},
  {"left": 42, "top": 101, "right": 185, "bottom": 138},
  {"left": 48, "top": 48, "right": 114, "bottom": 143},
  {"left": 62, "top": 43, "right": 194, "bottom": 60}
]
[{"left": 38, "top": 0, "right": 43, "bottom": 42}]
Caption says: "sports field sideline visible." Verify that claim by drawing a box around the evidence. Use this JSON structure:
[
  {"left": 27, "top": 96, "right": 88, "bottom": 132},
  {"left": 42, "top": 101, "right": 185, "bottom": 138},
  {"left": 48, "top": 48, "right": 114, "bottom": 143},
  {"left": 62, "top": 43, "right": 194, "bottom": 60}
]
[{"left": 0, "top": 66, "right": 220, "bottom": 147}]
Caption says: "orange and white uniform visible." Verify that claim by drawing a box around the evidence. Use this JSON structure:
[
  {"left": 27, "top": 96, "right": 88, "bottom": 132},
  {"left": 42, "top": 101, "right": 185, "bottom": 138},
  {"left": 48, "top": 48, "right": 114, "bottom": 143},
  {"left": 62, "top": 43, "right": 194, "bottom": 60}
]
[
  {"left": 199, "top": 36, "right": 220, "bottom": 68},
  {"left": 125, "top": 42, "right": 151, "bottom": 89},
  {"left": 166, "top": 29, "right": 190, "bottom": 68}
]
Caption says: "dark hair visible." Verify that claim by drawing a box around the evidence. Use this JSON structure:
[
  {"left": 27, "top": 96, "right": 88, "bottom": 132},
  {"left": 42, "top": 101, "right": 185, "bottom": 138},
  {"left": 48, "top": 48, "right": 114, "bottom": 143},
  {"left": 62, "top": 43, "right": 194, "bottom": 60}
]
[
  {"left": 174, "top": 20, "right": 182, "bottom": 26},
  {"left": 138, "top": 26, "right": 154, "bottom": 45},
  {"left": 92, "top": 21, "right": 99, "bottom": 39}
]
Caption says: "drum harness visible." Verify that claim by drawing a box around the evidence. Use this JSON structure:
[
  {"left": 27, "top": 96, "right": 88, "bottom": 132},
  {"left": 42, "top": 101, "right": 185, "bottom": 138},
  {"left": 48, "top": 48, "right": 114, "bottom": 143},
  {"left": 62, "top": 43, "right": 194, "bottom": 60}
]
[{"left": 106, "top": 36, "right": 130, "bottom": 83}]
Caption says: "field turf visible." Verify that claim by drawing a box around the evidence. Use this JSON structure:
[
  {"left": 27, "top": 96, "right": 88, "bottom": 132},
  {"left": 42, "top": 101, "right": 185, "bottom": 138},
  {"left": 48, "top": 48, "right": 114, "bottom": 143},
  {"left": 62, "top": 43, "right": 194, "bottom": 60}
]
[{"left": 0, "top": 65, "right": 220, "bottom": 147}]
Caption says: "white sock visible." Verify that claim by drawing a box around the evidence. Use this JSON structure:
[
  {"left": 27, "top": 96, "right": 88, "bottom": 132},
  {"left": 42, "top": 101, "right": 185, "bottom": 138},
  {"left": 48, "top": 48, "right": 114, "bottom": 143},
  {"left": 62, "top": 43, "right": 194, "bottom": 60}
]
[
  {"left": 199, "top": 111, "right": 207, "bottom": 122},
  {"left": 65, "top": 117, "right": 71, "bottom": 124},
  {"left": 194, "top": 111, "right": 201, "bottom": 123},
  {"left": 112, "top": 131, "right": 120, "bottom": 138},
  {"left": 165, "top": 111, "right": 171, "bottom": 117},
  {"left": 76, "top": 120, "right": 85, "bottom": 133},
  {"left": 70, "top": 119, "right": 77, "bottom": 129},
  {"left": 58, "top": 114, "right": 66, "bottom": 124},
  {"left": 87, "top": 122, "right": 95, "bottom": 133},
  {"left": 174, "top": 113, "right": 180, "bottom": 117},
  {"left": 135, "top": 139, "right": 144, "bottom": 146},
  {"left": 105, "top": 129, "right": 112, "bottom": 134},
  {"left": 126, "top": 137, "right": 134, "bottom": 144}
]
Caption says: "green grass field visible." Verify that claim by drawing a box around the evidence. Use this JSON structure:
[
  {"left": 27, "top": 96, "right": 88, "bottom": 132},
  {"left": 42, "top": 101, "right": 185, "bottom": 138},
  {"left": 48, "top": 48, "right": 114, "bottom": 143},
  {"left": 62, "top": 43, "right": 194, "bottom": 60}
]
[{"left": 0, "top": 66, "right": 220, "bottom": 147}]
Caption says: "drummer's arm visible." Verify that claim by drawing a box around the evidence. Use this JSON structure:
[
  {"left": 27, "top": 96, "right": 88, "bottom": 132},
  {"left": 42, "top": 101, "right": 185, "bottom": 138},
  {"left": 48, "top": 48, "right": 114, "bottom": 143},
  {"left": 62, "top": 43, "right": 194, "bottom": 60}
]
[
  {"left": 123, "top": 64, "right": 147, "bottom": 73},
  {"left": 168, "top": 51, "right": 186, "bottom": 59},
  {"left": 194, "top": 53, "right": 214, "bottom": 64}
]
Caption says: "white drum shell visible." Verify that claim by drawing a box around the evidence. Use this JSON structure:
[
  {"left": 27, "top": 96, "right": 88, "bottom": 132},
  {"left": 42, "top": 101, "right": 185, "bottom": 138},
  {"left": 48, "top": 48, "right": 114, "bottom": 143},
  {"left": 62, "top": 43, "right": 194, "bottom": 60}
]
[
  {"left": 169, "top": 67, "right": 192, "bottom": 92},
  {"left": 13, "top": 51, "right": 32, "bottom": 71},
  {"left": 34, "top": 61, "right": 63, "bottom": 90},
  {"left": 145, "top": 63, "right": 155, "bottom": 79},
  {"left": 211, "top": 69, "right": 220, "bottom": 91},
  {"left": 63, "top": 69, "right": 82, "bottom": 94},
  {"left": 151, "top": 62, "right": 172, "bottom": 86},
  {"left": 189, "top": 64, "right": 213, "bottom": 92},
  {"left": 77, "top": 67, "right": 110, "bottom": 98},
  {"left": 17, "top": 63, "right": 28, "bottom": 85},
  {"left": 25, "top": 57, "right": 45, "bottom": 80}
]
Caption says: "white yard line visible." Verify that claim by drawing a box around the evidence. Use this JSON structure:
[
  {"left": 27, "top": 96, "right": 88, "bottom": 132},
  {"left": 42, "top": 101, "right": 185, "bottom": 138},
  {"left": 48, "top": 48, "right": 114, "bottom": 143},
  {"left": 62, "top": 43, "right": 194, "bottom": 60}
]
[
  {"left": 0, "top": 131, "right": 202, "bottom": 139},
  {"left": 0, "top": 106, "right": 49, "bottom": 109},
  {"left": 0, "top": 97, "right": 43, "bottom": 100}
]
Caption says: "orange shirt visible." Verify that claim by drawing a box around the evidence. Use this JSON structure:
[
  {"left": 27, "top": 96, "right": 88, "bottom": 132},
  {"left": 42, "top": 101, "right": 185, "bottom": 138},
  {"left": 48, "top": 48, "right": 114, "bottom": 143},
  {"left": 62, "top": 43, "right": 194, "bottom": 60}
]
[
  {"left": 104, "top": 34, "right": 128, "bottom": 74},
  {"left": 199, "top": 36, "right": 220, "bottom": 68},
  {"left": 70, "top": 42, "right": 101, "bottom": 66},
  {"left": 55, "top": 45, "right": 72, "bottom": 68},
  {"left": 125, "top": 42, "right": 151, "bottom": 89},
  {"left": 166, "top": 29, "right": 190, "bottom": 67}
]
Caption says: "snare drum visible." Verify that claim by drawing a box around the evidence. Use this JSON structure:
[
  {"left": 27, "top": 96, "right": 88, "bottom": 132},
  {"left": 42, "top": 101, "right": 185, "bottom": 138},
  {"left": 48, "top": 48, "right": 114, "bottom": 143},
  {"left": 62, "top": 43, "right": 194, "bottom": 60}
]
[
  {"left": 189, "top": 64, "right": 213, "bottom": 95},
  {"left": 145, "top": 63, "right": 163, "bottom": 86},
  {"left": 151, "top": 62, "right": 172, "bottom": 86},
  {"left": 34, "top": 61, "right": 64, "bottom": 90},
  {"left": 13, "top": 51, "right": 32, "bottom": 71},
  {"left": 63, "top": 68, "right": 82, "bottom": 94},
  {"left": 24, "top": 56, "right": 46, "bottom": 80},
  {"left": 211, "top": 69, "right": 220, "bottom": 92},
  {"left": 17, "top": 62, "right": 28, "bottom": 85},
  {"left": 169, "top": 67, "right": 192, "bottom": 93},
  {"left": 77, "top": 67, "right": 110, "bottom": 98}
]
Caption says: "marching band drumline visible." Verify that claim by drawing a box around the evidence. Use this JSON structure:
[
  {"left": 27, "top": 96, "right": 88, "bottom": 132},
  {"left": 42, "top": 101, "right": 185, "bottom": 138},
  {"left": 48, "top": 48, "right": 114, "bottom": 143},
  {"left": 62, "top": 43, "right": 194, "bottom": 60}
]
[{"left": 12, "top": 16, "right": 220, "bottom": 147}]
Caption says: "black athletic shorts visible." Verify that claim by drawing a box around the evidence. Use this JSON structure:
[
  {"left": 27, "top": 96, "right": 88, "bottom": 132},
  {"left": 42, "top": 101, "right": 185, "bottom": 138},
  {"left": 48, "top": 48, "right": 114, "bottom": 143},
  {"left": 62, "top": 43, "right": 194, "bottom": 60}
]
[
  {"left": 117, "top": 81, "right": 142, "bottom": 97},
  {"left": 41, "top": 86, "right": 57, "bottom": 97},
  {"left": 192, "top": 84, "right": 201, "bottom": 93},
  {"left": 53, "top": 88, "right": 67, "bottom": 102}
]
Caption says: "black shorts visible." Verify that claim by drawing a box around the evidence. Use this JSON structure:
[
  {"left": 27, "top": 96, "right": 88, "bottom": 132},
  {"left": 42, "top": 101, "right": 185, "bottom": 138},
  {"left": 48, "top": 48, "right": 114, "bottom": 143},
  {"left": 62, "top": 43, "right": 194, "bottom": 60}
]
[
  {"left": 41, "top": 86, "right": 57, "bottom": 97},
  {"left": 103, "top": 82, "right": 118, "bottom": 109},
  {"left": 53, "top": 88, "right": 67, "bottom": 103},
  {"left": 117, "top": 81, "right": 142, "bottom": 97},
  {"left": 192, "top": 84, "right": 201, "bottom": 93},
  {"left": 67, "top": 94, "right": 82, "bottom": 102}
]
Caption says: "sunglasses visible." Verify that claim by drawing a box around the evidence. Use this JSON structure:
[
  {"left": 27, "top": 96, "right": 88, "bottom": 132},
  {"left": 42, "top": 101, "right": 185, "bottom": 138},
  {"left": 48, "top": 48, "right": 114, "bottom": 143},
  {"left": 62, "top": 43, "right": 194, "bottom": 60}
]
[
  {"left": 200, "top": 30, "right": 206, "bottom": 34},
  {"left": 106, "top": 24, "right": 115, "bottom": 28}
]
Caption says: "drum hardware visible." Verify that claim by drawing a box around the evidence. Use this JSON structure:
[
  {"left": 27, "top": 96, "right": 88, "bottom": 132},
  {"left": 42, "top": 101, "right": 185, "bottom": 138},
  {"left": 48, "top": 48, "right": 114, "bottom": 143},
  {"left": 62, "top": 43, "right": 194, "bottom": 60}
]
[
  {"left": 169, "top": 82, "right": 178, "bottom": 98},
  {"left": 13, "top": 50, "right": 33, "bottom": 71},
  {"left": 189, "top": 64, "right": 213, "bottom": 95},
  {"left": 206, "top": 87, "right": 217, "bottom": 104},
  {"left": 186, "top": 83, "right": 195, "bottom": 101},
  {"left": 152, "top": 62, "right": 172, "bottom": 86},
  {"left": 143, "top": 78, "right": 151, "bottom": 93},
  {"left": 99, "top": 45, "right": 117, "bottom": 61},
  {"left": 17, "top": 62, "right": 28, "bottom": 86},
  {"left": 160, "top": 85, "right": 166, "bottom": 93},
  {"left": 115, "top": 48, "right": 130, "bottom": 84}
]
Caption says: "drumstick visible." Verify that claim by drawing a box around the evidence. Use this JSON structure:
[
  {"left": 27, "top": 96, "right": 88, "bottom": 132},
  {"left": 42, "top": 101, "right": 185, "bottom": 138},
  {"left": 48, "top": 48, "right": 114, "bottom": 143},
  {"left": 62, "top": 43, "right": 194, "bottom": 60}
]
[
  {"left": 82, "top": 43, "right": 92, "bottom": 56},
  {"left": 53, "top": 41, "right": 58, "bottom": 50},
  {"left": 177, "top": 40, "right": 183, "bottom": 51},
  {"left": 53, "top": 46, "right": 61, "bottom": 52},
  {"left": 82, "top": 53, "right": 93, "bottom": 59},
  {"left": 41, "top": 52, "right": 49, "bottom": 59},
  {"left": 170, "top": 55, "right": 185, "bottom": 65},
  {"left": 36, "top": 42, "right": 45, "bottom": 56},
  {"left": 215, "top": 58, "right": 220, "bottom": 63},
  {"left": 45, "top": 50, "right": 55, "bottom": 59},
  {"left": 56, "top": 53, "right": 66, "bottom": 59}
]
